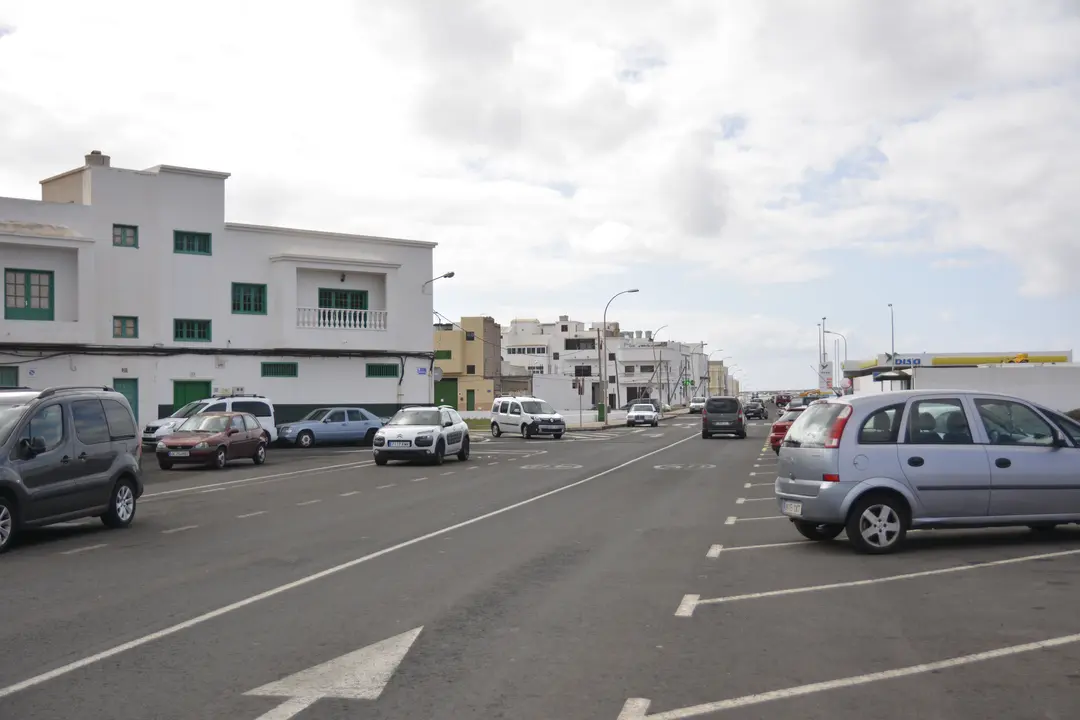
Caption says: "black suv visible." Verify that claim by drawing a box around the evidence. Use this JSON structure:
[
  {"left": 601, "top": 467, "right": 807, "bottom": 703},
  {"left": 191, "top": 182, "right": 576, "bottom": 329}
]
[{"left": 0, "top": 386, "right": 144, "bottom": 553}]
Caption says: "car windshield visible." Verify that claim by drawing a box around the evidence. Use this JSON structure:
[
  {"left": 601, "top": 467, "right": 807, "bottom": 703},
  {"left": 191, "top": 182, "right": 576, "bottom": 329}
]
[
  {"left": 301, "top": 408, "right": 331, "bottom": 421},
  {"left": 176, "top": 415, "right": 230, "bottom": 433},
  {"left": 520, "top": 401, "right": 555, "bottom": 414},
  {"left": 170, "top": 401, "right": 209, "bottom": 419},
  {"left": 0, "top": 402, "right": 31, "bottom": 445},
  {"left": 631, "top": 404, "right": 654, "bottom": 412},
  {"left": 388, "top": 409, "right": 441, "bottom": 426},
  {"left": 691, "top": 397, "right": 706, "bottom": 403}
]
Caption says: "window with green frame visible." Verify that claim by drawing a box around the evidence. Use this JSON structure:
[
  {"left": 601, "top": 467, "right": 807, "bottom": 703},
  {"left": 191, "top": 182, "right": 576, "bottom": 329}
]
[
  {"left": 4, "top": 268, "right": 54, "bottom": 321},
  {"left": 112, "top": 224, "right": 138, "bottom": 248},
  {"left": 366, "top": 363, "right": 399, "bottom": 378},
  {"left": 174, "top": 231, "right": 212, "bottom": 255},
  {"left": 435, "top": 349, "right": 452, "bottom": 360},
  {"left": 232, "top": 283, "right": 267, "bottom": 314},
  {"left": 261, "top": 362, "right": 298, "bottom": 378},
  {"left": 173, "top": 318, "right": 211, "bottom": 342},
  {"left": 317, "top": 288, "right": 368, "bottom": 310},
  {"left": 0, "top": 366, "right": 17, "bottom": 387},
  {"left": 113, "top": 315, "right": 138, "bottom": 338}
]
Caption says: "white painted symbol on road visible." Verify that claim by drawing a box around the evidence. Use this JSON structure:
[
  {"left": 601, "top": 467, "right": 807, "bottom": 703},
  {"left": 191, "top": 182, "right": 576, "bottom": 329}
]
[
  {"left": 246, "top": 627, "right": 422, "bottom": 718},
  {"left": 653, "top": 464, "right": 716, "bottom": 471},
  {"left": 519, "top": 463, "right": 583, "bottom": 470}
]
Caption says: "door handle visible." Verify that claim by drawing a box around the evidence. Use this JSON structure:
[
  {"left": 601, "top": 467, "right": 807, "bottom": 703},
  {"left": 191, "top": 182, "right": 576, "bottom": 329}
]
[
  {"left": 995, "top": 458, "right": 1011, "bottom": 469},
  {"left": 60, "top": 455, "right": 70, "bottom": 465},
  {"left": 77, "top": 452, "right": 88, "bottom": 461},
  {"left": 907, "top": 456, "right": 925, "bottom": 467}
]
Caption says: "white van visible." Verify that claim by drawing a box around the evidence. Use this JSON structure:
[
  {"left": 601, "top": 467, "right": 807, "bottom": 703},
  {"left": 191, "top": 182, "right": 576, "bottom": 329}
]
[
  {"left": 490, "top": 396, "right": 566, "bottom": 439},
  {"left": 142, "top": 393, "right": 277, "bottom": 447}
]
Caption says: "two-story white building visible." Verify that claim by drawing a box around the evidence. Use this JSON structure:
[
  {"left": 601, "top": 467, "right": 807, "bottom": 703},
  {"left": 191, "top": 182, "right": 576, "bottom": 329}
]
[
  {"left": 0, "top": 151, "right": 436, "bottom": 427},
  {"left": 501, "top": 316, "right": 709, "bottom": 408}
]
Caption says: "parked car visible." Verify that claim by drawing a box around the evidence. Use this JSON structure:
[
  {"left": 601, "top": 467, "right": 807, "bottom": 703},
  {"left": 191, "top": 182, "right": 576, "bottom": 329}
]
[
  {"left": 768, "top": 407, "right": 806, "bottom": 454},
  {"left": 701, "top": 396, "right": 747, "bottom": 439},
  {"left": 745, "top": 401, "right": 769, "bottom": 420},
  {"left": 374, "top": 405, "right": 470, "bottom": 465},
  {"left": 143, "top": 393, "right": 277, "bottom": 449},
  {"left": 155, "top": 411, "right": 268, "bottom": 470},
  {"left": 0, "top": 385, "right": 144, "bottom": 554},
  {"left": 276, "top": 407, "right": 384, "bottom": 448},
  {"left": 688, "top": 397, "right": 707, "bottom": 414},
  {"left": 626, "top": 403, "right": 660, "bottom": 427},
  {"left": 775, "top": 390, "right": 1080, "bottom": 554},
  {"left": 490, "top": 396, "right": 565, "bottom": 439}
]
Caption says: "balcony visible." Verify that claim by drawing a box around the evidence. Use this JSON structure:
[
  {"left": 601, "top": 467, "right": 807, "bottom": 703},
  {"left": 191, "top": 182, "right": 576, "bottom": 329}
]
[{"left": 296, "top": 307, "right": 388, "bottom": 331}]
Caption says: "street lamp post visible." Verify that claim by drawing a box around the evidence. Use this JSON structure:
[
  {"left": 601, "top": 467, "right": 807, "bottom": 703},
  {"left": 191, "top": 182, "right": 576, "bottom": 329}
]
[
  {"left": 824, "top": 329, "right": 848, "bottom": 392},
  {"left": 600, "top": 288, "right": 639, "bottom": 419},
  {"left": 888, "top": 303, "right": 895, "bottom": 369},
  {"left": 649, "top": 325, "right": 668, "bottom": 402},
  {"left": 424, "top": 271, "right": 456, "bottom": 403}
]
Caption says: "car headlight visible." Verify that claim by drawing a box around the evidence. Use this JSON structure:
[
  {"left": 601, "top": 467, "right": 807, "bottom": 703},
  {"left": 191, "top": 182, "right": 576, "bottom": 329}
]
[
  {"left": 195, "top": 442, "right": 209, "bottom": 449},
  {"left": 156, "top": 441, "right": 166, "bottom": 451},
  {"left": 414, "top": 434, "right": 434, "bottom": 447}
]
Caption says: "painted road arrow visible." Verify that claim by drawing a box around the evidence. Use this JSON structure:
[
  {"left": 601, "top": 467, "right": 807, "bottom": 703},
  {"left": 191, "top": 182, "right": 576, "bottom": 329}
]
[{"left": 247, "top": 627, "right": 422, "bottom": 719}]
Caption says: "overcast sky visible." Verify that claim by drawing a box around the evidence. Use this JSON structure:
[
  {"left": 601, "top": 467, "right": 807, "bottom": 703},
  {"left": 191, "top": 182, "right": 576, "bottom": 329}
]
[{"left": 2, "top": 0, "right": 1078, "bottom": 389}]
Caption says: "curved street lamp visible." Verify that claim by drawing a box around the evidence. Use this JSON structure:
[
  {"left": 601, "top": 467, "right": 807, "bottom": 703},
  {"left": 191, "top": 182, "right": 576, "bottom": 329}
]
[
  {"left": 650, "top": 325, "right": 668, "bottom": 402},
  {"left": 600, "top": 289, "right": 639, "bottom": 415}
]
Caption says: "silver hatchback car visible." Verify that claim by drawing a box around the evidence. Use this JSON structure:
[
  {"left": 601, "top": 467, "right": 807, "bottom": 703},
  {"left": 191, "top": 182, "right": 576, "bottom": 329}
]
[{"left": 775, "top": 390, "right": 1080, "bottom": 554}]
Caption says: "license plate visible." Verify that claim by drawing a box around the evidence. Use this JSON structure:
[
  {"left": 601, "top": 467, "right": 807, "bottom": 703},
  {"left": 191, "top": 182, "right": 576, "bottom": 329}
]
[
  {"left": 543, "top": 425, "right": 560, "bottom": 430},
  {"left": 782, "top": 500, "right": 803, "bottom": 516},
  {"left": 714, "top": 421, "right": 729, "bottom": 426},
  {"left": 168, "top": 450, "right": 190, "bottom": 457},
  {"left": 388, "top": 441, "right": 410, "bottom": 448}
]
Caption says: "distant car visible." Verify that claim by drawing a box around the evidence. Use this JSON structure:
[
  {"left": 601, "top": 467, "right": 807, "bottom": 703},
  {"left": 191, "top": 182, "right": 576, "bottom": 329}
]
[
  {"left": 688, "top": 397, "right": 707, "bottom": 413},
  {"left": 701, "top": 396, "right": 747, "bottom": 439},
  {"left": 745, "top": 402, "right": 769, "bottom": 420},
  {"left": 374, "top": 406, "right": 470, "bottom": 465},
  {"left": 768, "top": 407, "right": 806, "bottom": 453},
  {"left": 490, "top": 396, "right": 565, "bottom": 439},
  {"left": 627, "top": 403, "right": 660, "bottom": 427},
  {"left": 775, "top": 390, "right": 1080, "bottom": 554},
  {"left": 276, "top": 407, "right": 384, "bottom": 448},
  {"left": 156, "top": 411, "right": 268, "bottom": 470}
]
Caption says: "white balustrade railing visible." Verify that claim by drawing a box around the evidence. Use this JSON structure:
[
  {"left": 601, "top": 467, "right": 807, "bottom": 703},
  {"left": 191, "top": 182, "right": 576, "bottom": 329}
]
[{"left": 296, "top": 307, "right": 388, "bottom": 330}]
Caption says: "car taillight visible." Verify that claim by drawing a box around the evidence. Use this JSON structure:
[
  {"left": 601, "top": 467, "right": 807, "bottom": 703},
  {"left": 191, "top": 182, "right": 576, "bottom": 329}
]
[
  {"left": 822, "top": 473, "right": 840, "bottom": 482},
  {"left": 823, "top": 405, "right": 852, "bottom": 449}
]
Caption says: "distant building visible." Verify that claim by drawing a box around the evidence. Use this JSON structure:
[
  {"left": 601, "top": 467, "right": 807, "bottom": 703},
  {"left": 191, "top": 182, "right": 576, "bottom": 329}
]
[{"left": 433, "top": 316, "right": 529, "bottom": 410}]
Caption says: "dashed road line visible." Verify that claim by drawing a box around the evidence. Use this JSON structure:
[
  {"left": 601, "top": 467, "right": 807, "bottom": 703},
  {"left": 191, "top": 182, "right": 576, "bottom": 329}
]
[
  {"left": 162, "top": 525, "right": 198, "bottom": 535},
  {"left": 237, "top": 511, "right": 267, "bottom": 519},
  {"left": 441, "top": 471, "right": 455, "bottom": 476},
  {"left": 409, "top": 477, "right": 427, "bottom": 483},
  {"left": 339, "top": 491, "right": 361, "bottom": 496},
  {"left": 296, "top": 499, "right": 322, "bottom": 506},
  {"left": 60, "top": 543, "right": 108, "bottom": 556},
  {"left": 375, "top": 484, "right": 395, "bottom": 490}
]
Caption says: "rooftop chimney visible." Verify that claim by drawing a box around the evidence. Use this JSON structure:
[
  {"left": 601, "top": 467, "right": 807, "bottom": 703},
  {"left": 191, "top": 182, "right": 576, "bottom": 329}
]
[
  {"left": 558, "top": 315, "right": 569, "bottom": 322},
  {"left": 645, "top": 330, "right": 652, "bottom": 340},
  {"left": 85, "top": 150, "right": 110, "bottom": 167},
  {"left": 636, "top": 330, "right": 642, "bottom": 339}
]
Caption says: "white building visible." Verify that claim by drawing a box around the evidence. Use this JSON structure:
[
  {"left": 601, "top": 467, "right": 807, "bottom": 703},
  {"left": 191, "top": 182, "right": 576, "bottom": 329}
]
[
  {"left": 501, "top": 316, "right": 708, "bottom": 408},
  {"left": 0, "top": 151, "right": 435, "bottom": 427}
]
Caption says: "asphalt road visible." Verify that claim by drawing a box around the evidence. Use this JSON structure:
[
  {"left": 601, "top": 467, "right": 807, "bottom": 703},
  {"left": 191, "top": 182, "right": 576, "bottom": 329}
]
[{"left": 2, "top": 409, "right": 1079, "bottom": 719}]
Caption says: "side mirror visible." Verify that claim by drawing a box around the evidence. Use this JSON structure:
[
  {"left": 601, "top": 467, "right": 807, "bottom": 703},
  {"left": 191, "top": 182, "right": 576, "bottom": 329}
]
[
  {"left": 443, "top": 420, "right": 453, "bottom": 428},
  {"left": 227, "top": 427, "right": 239, "bottom": 436},
  {"left": 1053, "top": 430, "right": 1069, "bottom": 448},
  {"left": 30, "top": 436, "right": 47, "bottom": 454},
  {"left": 323, "top": 418, "right": 332, "bottom": 423}
]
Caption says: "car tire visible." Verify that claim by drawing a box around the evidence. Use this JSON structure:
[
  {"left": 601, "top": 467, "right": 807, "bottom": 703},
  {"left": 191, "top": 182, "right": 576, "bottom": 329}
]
[
  {"left": 701, "top": 431, "right": 711, "bottom": 439},
  {"left": 553, "top": 433, "right": 563, "bottom": 440},
  {"left": 261, "top": 431, "right": 271, "bottom": 446},
  {"left": 158, "top": 458, "right": 174, "bottom": 470},
  {"left": 363, "top": 428, "right": 377, "bottom": 446},
  {"left": 457, "top": 437, "right": 470, "bottom": 461},
  {"left": 297, "top": 431, "right": 315, "bottom": 449},
  {"left": 101, "top": 477, "right": 137, "bottom": 529},
  {"left": 491, "top": 423, "right": 502, "bottom": 437},
  {"left": 846, "top": 492, "right": 908, "bottom": 554},
  {"left": 792, "top": 520, "right": 844, "bottom": 542},
  {"left": 252, "top": 442, "right": 267, "bottom": 465},
  {"left": 652, "top": 420, "right": 659, "bottom": 427},
  {"left": 432, "top": 441, "right": 445, "bottom": 465},
  {"left": 0, "top": 494, "right": 17, "bottom": 554},
  {"left": 737, "top": 432, "right": 747, "bottom": 439},
  {"left": 211, "top": 446, "right": 228, "bottom": 470},
  {"left": 521, "top": 424, "right": 531, "bottom": 439},
  {"left": 374, "top": 453, "right": 388, "bottom": 466}
]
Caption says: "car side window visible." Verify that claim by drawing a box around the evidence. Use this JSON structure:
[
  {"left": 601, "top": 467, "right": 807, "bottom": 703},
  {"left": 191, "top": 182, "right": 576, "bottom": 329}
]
[
  {"left": 449, "top": 410, "right": 463, "bottom": 425},
  {"left": 20, "top": 403, "right": 65, "bottom": 452},
  {"left": 510, "top": 403, "right": 521, "bottom": 416},
  {"left": 71, "top": 399, "right": 112, "bottom": 445},
  {"left": 906, "top": 399, "right": 971, "bottom": 445},
  {"left": 347, "top": 409, "right": 363, "bottom": 422},
  {"left": 242, "top": 414, "right": 260, "bottom": 431},
  {"left": 204, "top": 402, "right": 227, "bottom": 412},
  {"left": 857, "top": 404, "right": 904, "bottom": 444},
  {"left": 440, "top": 410, "right": 452, "bottom": 426},
  {"left": 327, "top": 410, "right": 346, "bottom": 423},
  {"left": 233, "top": 401, "right": 272, "bottom": 417},
  {"left": 1047, "top": 411, "right": 1080, "bottom": 444},
  {"left": 101, "top": 399, "right": 137, "bottom": 439},
  {"left": 975, "top": 399, "right": 1055, "bottom": 447}
]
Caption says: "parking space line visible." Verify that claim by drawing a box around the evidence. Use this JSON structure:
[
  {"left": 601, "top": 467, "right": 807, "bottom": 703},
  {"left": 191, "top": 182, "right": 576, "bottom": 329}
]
[
  {"left": 706, "top": 545, "right": 723, "bottom": 558},
  {"left": 728, "top": 515, "right": 786, "bottom": 523},
  {"left": 619, "top": 631, "right": 1080, "bottom": 719},
  {"left": 681, "top": 547, "right": 1080, "bottom": 615},
  {"left": 59, "top": 543, "right": 108, "bottom": 556},
  {"left": 339, "top": 491, "right": 361, "bottom": 497},
  {"left": 744, "top": 482, "right": 772, "bottom": 488},
  {"left": 441, "top": 471, "right": 455, "bottom": 476},
  {"left": 735, "top": 497, "right": 773, "bottom": 504},
  {"left": 711, "top": 540, "right": 809, "bottom": 554},
  {"left": 375, "top": 484, "right": 395, "bottom": 490},
  {"left": 488, "top": 462, "right": 499, "bottom": 465},
  {"left": 410, "top": 477, "right": 427, "bottom": 483},
  {"left": 296, "top": 499, "right": 321, "bottom": 506},
  {"left": 237, "top": 511, "right": 266, "bottom": 518},
  {"left": 142, "top": 460, "right": 375, "bottom": 501},
  {"left": 162, "top": 525, "right": 198, "bottom": 535}
]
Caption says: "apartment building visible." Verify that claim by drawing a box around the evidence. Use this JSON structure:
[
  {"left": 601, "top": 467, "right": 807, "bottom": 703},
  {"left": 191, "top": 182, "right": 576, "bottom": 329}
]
[
  {"left": 433, "top": 316, "right": 529, "bottom": 411},
  {"left": 0, "top": 151, "right": 435, "bottom": 426}
]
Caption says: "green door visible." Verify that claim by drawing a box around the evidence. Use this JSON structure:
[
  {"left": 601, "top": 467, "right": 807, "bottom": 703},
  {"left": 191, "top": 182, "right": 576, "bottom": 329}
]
[
  {"left": 466, "top": 389, "right": 476, "bottom": 411},
  {"left": 113, "top": 378, "right": 139, "bottom": 422},
  {"left": 434, "top": 378, "right": 458, "bottom": 409},
  {"left": 173, "top": 380, "right": 212, "bottom": 411}
]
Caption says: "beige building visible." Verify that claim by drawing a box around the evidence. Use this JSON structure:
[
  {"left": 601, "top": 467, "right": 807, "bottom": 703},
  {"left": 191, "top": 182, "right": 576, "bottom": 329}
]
[
  {"left": 708, "top": 361, "right": 739, "bottom": 396},
  {"left": 433, "top": 316, "right": 530, "bottom": 410}
]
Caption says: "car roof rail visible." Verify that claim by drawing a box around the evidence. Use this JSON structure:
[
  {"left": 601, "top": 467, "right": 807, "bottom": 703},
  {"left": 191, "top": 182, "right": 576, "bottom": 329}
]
[
  {"left": 37, "top": 385, "right": 115, "bottom": 399},
  {"left": 211, "top": 393, "right": 267, "bottom": 399}
]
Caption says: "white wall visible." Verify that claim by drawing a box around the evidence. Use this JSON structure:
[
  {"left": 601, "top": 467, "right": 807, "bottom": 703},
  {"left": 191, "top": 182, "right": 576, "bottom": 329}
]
[
  {"left": 531, "top": 374, "right": 583, "bottom": 411},
  {"left": 910, "top": 365, "right": 1080, "bottom": 412}
]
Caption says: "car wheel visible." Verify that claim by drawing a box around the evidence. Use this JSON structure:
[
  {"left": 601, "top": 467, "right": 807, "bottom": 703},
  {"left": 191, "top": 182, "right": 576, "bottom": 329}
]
[
  {"left": 297, "top": 431, "right": 315, "bottom": 449},
  {"left": 261, "top": 431, "right": 271, "bottom": 445},
  {"left": 374, "top": 452, "right": 388, "bottom": 466},
  {"left": 101, "top": 477, "right": 137, "bottom": 529},
  {"left": 738, "top": 432, "right": 747, "bottom": 439},
  {"left": 158, "top": 458, "right": 174, "bottom": 470},
  {"left": 432, "top": 441, "right": 445, "bottom": 465},
  {"left": 701, "top": 431, "right": 711, "bottom": 439},
  {"left": 363, "top": 428, "right": 377, "bottom": 446},
  {"left": 211, "top": 446, "right": 228, "bottom": 470},
  {"left": 652, "top": 420, "right": 659, "bottom": 427},
  {"left": 792, "top": 520, "right": 844, "bottom": 542},
  {"left": 491, "top": 423, "right": 502, "bottom": 437},
  {"left": 846, "top": 493, "right": 908, "bottom": 554},
  {"left": 553, "top": 433, "right": 563, "bottom": 440},
  {"left": 252, "top": 442, "right": 267, "bottom": 465},
  {"left": 457, "top": 437, "right": 470, "bottom": 461},
  {"left": 521, "top": 424, "right": 531, "bottom": 439},
  {"left": 0, "top": 495, "right": 16, "bottom": 554}
]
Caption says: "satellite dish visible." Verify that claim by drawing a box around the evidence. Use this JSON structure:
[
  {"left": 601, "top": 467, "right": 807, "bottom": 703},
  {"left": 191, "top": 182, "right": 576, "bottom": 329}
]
[{"left": 432, "top": 367, "right": 443, "bottom": 382}]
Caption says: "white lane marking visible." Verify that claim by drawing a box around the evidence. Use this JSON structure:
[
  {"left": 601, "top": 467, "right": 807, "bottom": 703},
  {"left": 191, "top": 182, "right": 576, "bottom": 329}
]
[
  {"left": 339, "top": 491, "right": 360, "bottom": 497},
  {"left": 60, "top": 543, "right": 108, "bottom": 556},
  {"left": 716, "top": 540, "right": 811, "bottom": 553},
  {"left": 468, "top": 466, "right": 479, "bottom": 471},
  {"left": 490, "top": 462, "right": 500, "bottom": 465},
  {"left": 730, "top": 515, "right": 786, "bottom": 523},
  {"left": 675, "top": 595, "right": 700, "bottom": 618},
  {"left": 143, "top": 460, "right": 374, "bottom": 502},
  {"left": 296, "top": 499, "right": 322, "bottom": 507},
  {"left": 618, "top": 632, "right": 1080, "bottom": 719},
  {"left": 724, "top": 516, "right": 736, "bottom": 525},
  {"left": 0, "top": 431, "right": 699, "bottom": 700},
  {"left": 690, "top": 547, "right": 1080, "bottom": 612},
  {"left": 199, "top": 487, "right": 227, "bottom": 494},
  {"left": 237, "top": 511, "right": 267, "bottom": 519},
  {"left": 409, "top": 477, "right": 427, "bottom": 483},
  {"left": 706, "top": 545, "right": 723, "bottom": 558},
  {"left": 745, "top": 482, "right": 772, "bottom": 487},
  {"left": 375, "top": 484, "right": 395, "bottom": 490},
  {"left": 735, "top": 498, "right": 745, "bottom": 504},
  {"left": 739, "top": 497, "right": 772, "bottom": 503},
  {"left": 441, "top": 471, "right": 455, "bottom": 476},
  {"left": 162, "top": 525, "right": 198, "bottom": 535}
]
